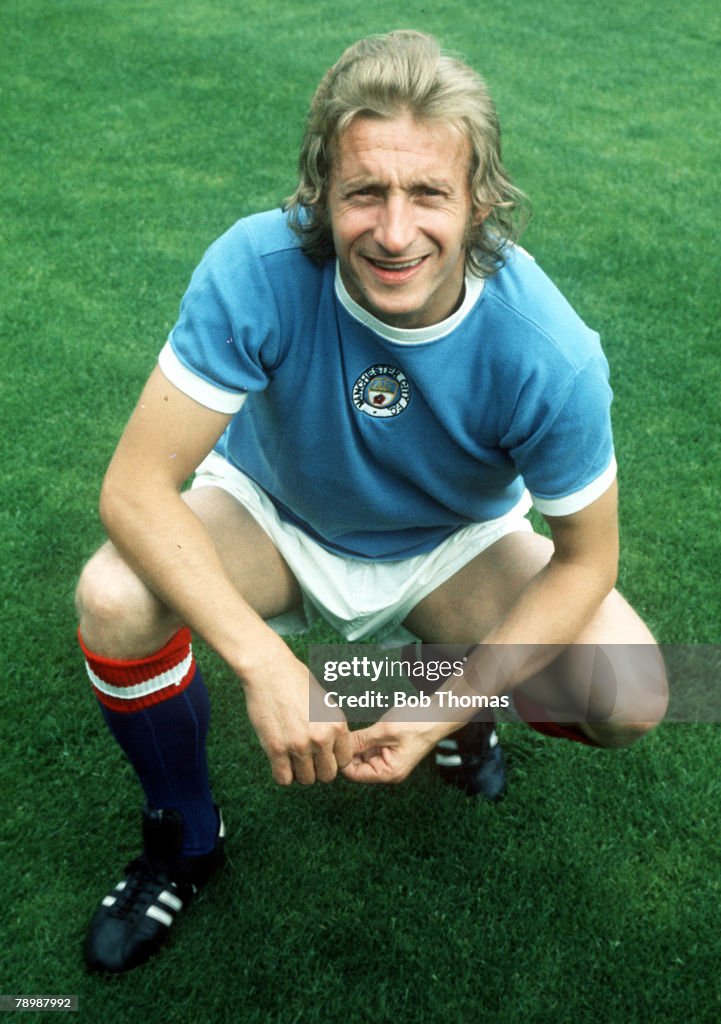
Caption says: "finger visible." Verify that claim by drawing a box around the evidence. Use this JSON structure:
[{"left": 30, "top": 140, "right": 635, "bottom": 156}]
[
  {"left": 313, "top": 746, "right": 339, "bottom": 783},
  {"left": 333, "top": 730, "right": 354, "bottom": 770},
  {"left": 341, "top": 747, "right": 390, "bottom": 783},
  {"left": 271, "top": 755, "right": 294, "bottom": 787},
  {"left": 350, "top": 725, "right": 386, "bottom": 756},
  {"left": 340, "top": 758, "right": 371, "bottom": 783},
  {"left": 290, "top": 751, "right": 317, "bottom": 786},
  {"left": 341, "top": 757, "right": 389, "bottom": 784}
]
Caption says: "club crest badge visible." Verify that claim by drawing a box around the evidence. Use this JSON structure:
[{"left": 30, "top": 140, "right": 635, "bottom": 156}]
[{"left": 352, "top": 365, "right": 411, "bottom": 418}]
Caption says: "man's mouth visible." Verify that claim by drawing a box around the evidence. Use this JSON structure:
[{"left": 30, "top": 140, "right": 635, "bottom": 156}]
[
  {"left": 367, "top": 256, "right": 425, "bottom": 270},
  {"left": 363, "top": 255, "right": 428, "bottom": 281}
]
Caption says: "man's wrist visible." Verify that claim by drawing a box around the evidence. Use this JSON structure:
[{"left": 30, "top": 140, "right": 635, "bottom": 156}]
[{"left": 229, "top": 628, "right": 295, "bottom": 687}]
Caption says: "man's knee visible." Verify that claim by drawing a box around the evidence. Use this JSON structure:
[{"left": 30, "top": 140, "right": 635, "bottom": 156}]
[
  {"left": 580, "top": 658, "right": 669, "bottom": 748},
  {"left": 580, "top": 717, "right": 661, "bottom": 748},
  {"left": 75, "top": 544, "right": 177, "bottom": 659}
]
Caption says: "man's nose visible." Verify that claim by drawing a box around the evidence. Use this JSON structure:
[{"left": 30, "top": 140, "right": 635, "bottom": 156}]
[{"left": 373, "top": 194, "right": 416, "bottom": 253}]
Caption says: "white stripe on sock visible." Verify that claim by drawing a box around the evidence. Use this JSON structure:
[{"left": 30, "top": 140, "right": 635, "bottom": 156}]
[{"left": 85, "top": 650, "right": 193, "bottom": 702}]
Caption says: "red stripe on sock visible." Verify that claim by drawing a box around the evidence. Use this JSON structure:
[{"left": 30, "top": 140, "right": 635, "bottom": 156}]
[
  {"left": 512, "top": 690, "right": 601, "bottom": 747},
  {"left": 78, "top": 627, "right": 193, "bottom": 685},
  {"left": 79, "top": 627, "right": 196, "bottom": 712}
]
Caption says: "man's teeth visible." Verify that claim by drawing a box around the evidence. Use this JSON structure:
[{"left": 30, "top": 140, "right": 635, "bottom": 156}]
[{"left": 370, "top": 257, "right": 424, "bottom": 270}]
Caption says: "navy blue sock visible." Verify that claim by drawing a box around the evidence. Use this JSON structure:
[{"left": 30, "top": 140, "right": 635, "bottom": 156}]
[{"left": 80, "top": 628, "right": 219, "bottom": 858}]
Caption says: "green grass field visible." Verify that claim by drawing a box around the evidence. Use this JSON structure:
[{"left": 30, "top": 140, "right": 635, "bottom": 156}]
[{"left": 2, "top": 0, "right": 721, "bottom": 1020}]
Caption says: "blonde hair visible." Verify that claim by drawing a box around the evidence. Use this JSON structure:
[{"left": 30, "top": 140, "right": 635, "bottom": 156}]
[{"left": 284, "top": 30, "right": 528, "bottom": 278}]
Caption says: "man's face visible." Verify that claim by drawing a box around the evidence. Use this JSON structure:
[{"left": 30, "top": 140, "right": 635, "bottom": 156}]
[{"left": 327, "top": 111, "right": 480, "bottom": 330}]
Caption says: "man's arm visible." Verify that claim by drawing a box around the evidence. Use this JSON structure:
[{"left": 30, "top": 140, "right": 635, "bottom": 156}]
[
  {"left": 342, "top": 482, "right": 619, "bottom": 783},
  {"left": 99, "top": 365, "right": 351, "bottom": 784},
  {"left": 473, "top": 480, "right": 619, "bottom": 678}
]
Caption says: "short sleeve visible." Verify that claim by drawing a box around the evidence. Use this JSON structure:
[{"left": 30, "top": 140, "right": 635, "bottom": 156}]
[
  {"left": 506, "top": 352, "right": 616, "bottom": 516},
  {"left": 160, "top": 220, "right": 280, "bottom": 412}
]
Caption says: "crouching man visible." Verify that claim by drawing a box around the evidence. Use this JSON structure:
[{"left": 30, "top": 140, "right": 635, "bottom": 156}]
[{"left": 76, "top": 30, "right": 667, "bottom": 974}]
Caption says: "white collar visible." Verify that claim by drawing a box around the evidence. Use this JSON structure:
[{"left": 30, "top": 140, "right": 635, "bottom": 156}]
[{"left": 334, "top": 263, "right": 484, "bottom": 345}]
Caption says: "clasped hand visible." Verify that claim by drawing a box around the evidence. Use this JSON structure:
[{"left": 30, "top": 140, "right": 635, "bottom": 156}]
[{"left": 242, "top": 651, "right": 445, "bottom": 786}]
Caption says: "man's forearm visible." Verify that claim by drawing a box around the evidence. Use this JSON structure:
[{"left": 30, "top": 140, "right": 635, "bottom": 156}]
[
  {"left": 99, "top": 478, "right": 287, "bottom": 677},
  {"left": 428, "top": 555, "right": 617, "bottom": 731}
]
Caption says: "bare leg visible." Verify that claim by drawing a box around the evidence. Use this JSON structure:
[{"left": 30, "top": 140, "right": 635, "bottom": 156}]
[{"left": 76, "top": 486, "right": 303, "bottom": 658}]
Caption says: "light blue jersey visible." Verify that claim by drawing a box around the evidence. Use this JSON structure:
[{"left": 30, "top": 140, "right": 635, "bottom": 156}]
[{"left": 160, "top": 209, "right": 615, "bottom": 560}]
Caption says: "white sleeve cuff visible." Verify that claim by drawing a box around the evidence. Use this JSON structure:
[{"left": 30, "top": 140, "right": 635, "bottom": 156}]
[
  {"left": 158, "top": 341, "right": 248, "bottom": 414},
  {"left": 531, "top": 456, "right": 617, "bottom": 517}
]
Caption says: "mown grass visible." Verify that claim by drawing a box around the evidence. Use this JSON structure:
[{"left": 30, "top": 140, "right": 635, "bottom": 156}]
[{"left": 2, "top": 0, "right": 720, "bottom": 1021}]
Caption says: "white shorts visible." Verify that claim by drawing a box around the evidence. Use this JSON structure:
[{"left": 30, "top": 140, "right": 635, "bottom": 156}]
[{"left": 191, "top": 451, "right": 534, "bottom": 643}]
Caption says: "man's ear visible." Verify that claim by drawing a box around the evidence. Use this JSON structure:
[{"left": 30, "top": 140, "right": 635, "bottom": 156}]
[{"left": 472, "top": 204, "right": 491, "bottom": 226}]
